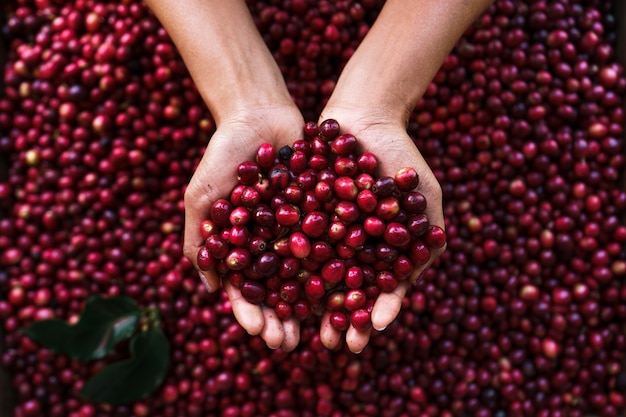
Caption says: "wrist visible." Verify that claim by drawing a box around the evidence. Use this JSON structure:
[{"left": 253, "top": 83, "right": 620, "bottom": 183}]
[
  {"left": 323, "top": 0, "right": 493, "bottom": 130},
  {"left": 146, "top": 0, "right": 296, "bottom": 127},
  {"left": 321, "top": 65, "right": 418, "bottom": 129},
  {"left": 210, "top": 83, "right": 297, "bottom": 126},
  {"left": 198, "top": 51, "right": 296, "bottom": 126}
]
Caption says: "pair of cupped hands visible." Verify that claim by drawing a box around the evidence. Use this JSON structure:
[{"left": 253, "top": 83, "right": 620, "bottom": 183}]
[{"left": 183, "top": 104, "right": 445, "bottom": 354}]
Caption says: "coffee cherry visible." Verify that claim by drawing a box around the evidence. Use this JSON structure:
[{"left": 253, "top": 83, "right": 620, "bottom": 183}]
[
  {"left": 309, "top": 154, "right": 329, "bottom": 171},
  {"left": 333, "top": 157, "right": 358, "bottom": 177},
  {"left": 210, "top": 199, "right": 234, "bottom": 227},
  {"left": 305, "top": 275, "right": 326, "bottom": 299},
  {"left": 344, "top": 224, "right": 367, "bottom": 249},
  {"left": 321, "top": 259, "right": 346, "bottom": 284},
  {"left": 278, "top": 145, "right": 293, "bottom": 161},
  {"left": 329, "top": 311, "right": 349, "bottom": 331},
  {"left": 363, "top": 216, "right": 386, "bottom": 237},
  {"left": 335, "top": 201, "right": 361, "bottom": 223},
  {"left": 229, "top": 206, "right": 251, "bottom": 226},
  {"left": 279, "top": 280, "right": 300, "bottom": 304},
  {"left": 325, "top": 291, "right": 345, "bottom": 312},
  {"left": 225, "top": 248, "right": 251, "bottom": 270},
  {"left": 383, "top": 222, "right": 411, "bottom": 248},
  {"left": 331, "top": 133, "right": 357, "bottom": 156},
  {"left": 333, "top": 177, "right": 358, "bottom": 200},
  {"left": 350, "top": 309, "right": 372, "bottom": 331},
  {"left": 197, "top": 246, "right": 216, "bottom": 271},
  {"left": 241, "top": 280, "right": 266, "bottom": 304},
  {"left": 392, "top": 256, "right": 413, "bottom": 281},
  {"left": 401, "top": 191, "right": 427, "bottom": 213},
  {"left": 292, "top": 299, "right": 311, "bottom": 320},
  {"left": 328, "top": 220, "right": 348, "bottom": 240},
  {"left": 357, "top": 152, "right": 378, "bottom": 174},
  {"left": 309, "top": 241, "right": 334, "bottom": 263},
  {"left": 407, "top": 214, "right": 430, "bottom": 236},
  {"left": 344, "top": 289, "right": 366, "bottom": 311},
  {"left": 228, "top": 225, "right": 250, "bottom": 247},
  {"left": 356, "top": 190, "right": 378, "bottom": 213},
  {"left": 275, "top": 204, "right": 300, "bottom": 226},
  {"left": 376, "top": 271, "right": 399, "bottom": 292},
  {"left": 394, "top": 167, "right": 419, "bottom": 191},
  {"left": 237, "top": 161, "right": 261, "bottom": 185},
  {"left": 200, "top": 219, "right": 219, "bottom": 240},
  {"left": 303, "top": 121, "right": 319, "bottom": 138},
  {"left": 319, "top": 119, "right": 340, "bottom": 141},
  {"left": 288, "top": 231, "right": 311, "bottom": 259},
  {"left": 409, "top": 241, "right": 430, "bottom": 267},
  {"left": 206, "top": 235, "right": 229, "bottom": 259},
  {"left": 269, "top": 164, "right": 290, "bottom": 190},
  {"left": 254, "top": 252, "right": 280, "bottom": 277},
  {"left": 375, "top": 197, "right": 400, "bottom": 221},
  {"left": 274, "top": 300, "right": 293, "bottom": 320},
  {"left": 256, "top": 143, "right": 276, "bottom": 170},
  {"left": 372, "top": 176, "right": 397, "bottom": 197},
  {"left": 253, "top": 204, "right": 276, "bottom": 227},
  {"left": 289, "top": 150, "right": 308, "bottom": 174},
  {"left": 301, "top": 211, "right": 329, "bottom": 238},
  {"left": 240, "top": 186, "right": 260, "bottom": 208},
  {"left": 423, "top": 225, "right": 447, "bottom": 249},
  {"left": 355, "top": 173, "right": 375, "bottom": 191}
]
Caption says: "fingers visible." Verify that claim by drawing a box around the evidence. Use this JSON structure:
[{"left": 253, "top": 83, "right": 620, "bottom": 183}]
[
  {"left": 320, "top": 311, "right": 372, "bottom": 354},
  {"left": 320, "top": 311, "right": 343, "bottom": 350},
  {"left": 260, "top": 308, "right": 285, "bottom": 349},
  {"left": 418, "top": 169, "right": 445, "bottom": 232},
  {"left": 345, "top": 325, "right": 371, "bottom": 354},
  {"left": 184, "top": 184, "right": 218, "bottom": 291},
  {"left": 197, "top": 269, "right": 220, "bottom": 294},
  {"left": 280, "top": 318, "right": 300, "bottom": 352},
  {"left": 258, "top": 311, "right": 301, "bottom": 351},
  {"left": 225, "top": 279, "right": 302, "bottom": 351},
  {"left": 371, "top": 280, "right": 410, "bottom": 331},
  {"left": 224, "top": 280, "right": 264, "bottom": 336},
  {"left": 183, "top": 165, "right": 226, "bottom": 293}
]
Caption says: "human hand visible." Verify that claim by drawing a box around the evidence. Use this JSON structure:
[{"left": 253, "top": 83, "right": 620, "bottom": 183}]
[
  {"left": 183, "top": 106, "right": 304, "bottom": 351},
  {"left": 317, "top": 108, "right": 446, "bottom": 353}
]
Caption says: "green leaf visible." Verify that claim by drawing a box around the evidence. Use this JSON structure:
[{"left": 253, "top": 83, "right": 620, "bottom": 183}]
[
  {"left": 80, "top": 327, "right": 170, "bottom": 405},
  {"left": 22, "top": 295, "right": 142, "bottom": 361},
  {"left": 22, "top": 319, "right": 74, "bottom": 353}
]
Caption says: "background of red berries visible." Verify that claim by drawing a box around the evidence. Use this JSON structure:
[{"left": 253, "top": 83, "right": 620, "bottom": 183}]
[{"left": 1, "top": 0, "right": 626, "bottom": 416}]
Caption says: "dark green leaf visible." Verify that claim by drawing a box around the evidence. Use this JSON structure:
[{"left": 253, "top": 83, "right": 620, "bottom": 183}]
[
  {"left": 70, "top": 296, "right": 142, "bottom": 360},
  {"left": 80, "top": 327, "right": 170, "bottom": 405},
  {"left": 22, "top": 295, "right": 142, "bottom": 360},
  {"left": 21, "top": 319, "right": 74, "bottom": 353}
]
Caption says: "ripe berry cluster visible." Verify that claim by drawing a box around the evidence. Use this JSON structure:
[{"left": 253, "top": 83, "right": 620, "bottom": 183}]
[{"left": 197, "top": 120, "right": 445, "bottom": 330}]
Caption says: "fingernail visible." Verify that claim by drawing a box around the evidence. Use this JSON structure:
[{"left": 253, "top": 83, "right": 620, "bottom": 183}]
[
  {"left": 198, "top": 271, "right": 214, "bottom": 292},
  {"left": 372, "top": 319, "right": 387, "bottom": 332}
]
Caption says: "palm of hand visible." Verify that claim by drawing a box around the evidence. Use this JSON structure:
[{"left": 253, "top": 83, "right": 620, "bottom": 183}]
[
  {"left": 319, "top": 123, "right": 445, "bottom": 353},
  {"left": 184, "top": 108, "right": 304, "bottom": 351}
]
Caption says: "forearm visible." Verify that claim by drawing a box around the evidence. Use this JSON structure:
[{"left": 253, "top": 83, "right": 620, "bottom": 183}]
[
  {"left": 145, "top": 0, "right": 294, "bottom": 125},
  {"left": 326, "top": 0, "right": 493, "bottom": 126}
]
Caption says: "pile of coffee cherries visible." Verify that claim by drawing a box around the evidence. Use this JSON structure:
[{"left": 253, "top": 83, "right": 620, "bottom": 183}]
[{"left": 197, "top": 120, "right": 445, "bottom": 331}]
